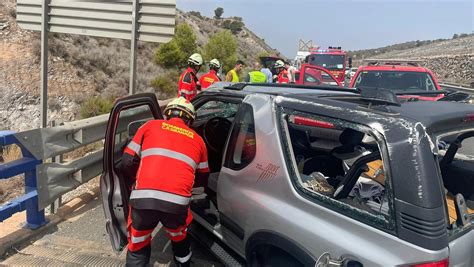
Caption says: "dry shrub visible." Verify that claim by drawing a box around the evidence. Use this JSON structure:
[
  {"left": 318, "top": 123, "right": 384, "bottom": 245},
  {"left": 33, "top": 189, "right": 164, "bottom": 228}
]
[
  {"left": 0, "top": 145, "right": 24, "bottom": 204},
  {"left": 80, "top": 96, "right": 114, "bottom": 119},
  {"left": 1, "top": 144, "right": 22, "bottom": 163}
]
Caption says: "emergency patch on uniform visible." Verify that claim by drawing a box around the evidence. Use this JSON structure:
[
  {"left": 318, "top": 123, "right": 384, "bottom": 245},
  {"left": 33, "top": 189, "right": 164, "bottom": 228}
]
[
  {"left": 203, "top": 77, "right": 215, "bottom": 83},
  {"left": 162, "top": 122, "right": 194, "bottom": 139}
]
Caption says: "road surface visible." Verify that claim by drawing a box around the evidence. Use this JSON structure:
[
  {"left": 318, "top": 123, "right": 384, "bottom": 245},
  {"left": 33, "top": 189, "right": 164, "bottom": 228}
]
[{"left": 1, "top": 197, "right": 221, "bottom": 266}]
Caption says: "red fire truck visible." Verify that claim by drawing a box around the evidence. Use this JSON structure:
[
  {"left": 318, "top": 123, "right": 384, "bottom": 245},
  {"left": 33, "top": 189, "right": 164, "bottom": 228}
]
[{"left": 305, "top": 46, "right": 351, "bottom": 84}]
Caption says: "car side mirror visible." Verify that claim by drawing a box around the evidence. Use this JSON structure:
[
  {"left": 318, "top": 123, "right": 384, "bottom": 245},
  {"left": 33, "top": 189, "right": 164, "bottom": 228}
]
[{"left": 348, "top": 57, "right": 353, "bottom": 68}]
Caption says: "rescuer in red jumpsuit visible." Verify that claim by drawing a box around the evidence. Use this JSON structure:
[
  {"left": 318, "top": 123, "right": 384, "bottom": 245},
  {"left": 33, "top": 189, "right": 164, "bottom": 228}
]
[
  {"left": 273, "top": 59, "right": 289, "bottom": 84},
  {"left": 178, "top": 53, "right": 203, "bottom": 100},
  {"left": 121, "top": 98, "right": 209, "bottom": 267},
  {"left": 199, "top": 59, "right": 221, "bottom": 90}
]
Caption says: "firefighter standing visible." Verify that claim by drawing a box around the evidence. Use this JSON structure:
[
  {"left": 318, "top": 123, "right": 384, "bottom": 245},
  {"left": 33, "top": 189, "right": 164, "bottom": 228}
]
[
  {"left": 122, "top": 98, "right": 209, "bottom": 267},
  {"left": 178, "top": 53, "right": 203, "bottom": 100},
  {"left": 273, "top": 60, "right": 289, "bottom": 83},
  {"left": 199, "top": 59, "right": 221, "bottom": 90}
]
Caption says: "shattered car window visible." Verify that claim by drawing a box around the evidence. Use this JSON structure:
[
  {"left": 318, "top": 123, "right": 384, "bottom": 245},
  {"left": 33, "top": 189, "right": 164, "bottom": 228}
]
[
  {"left": 196, "top": 101, "right": 239, "bottom": 119},
  {"left": 436, "top": 130, "right": 474, "bottom": 226},
  {"left": 280, "top": 111, "right": 394, "bottom": 229}
]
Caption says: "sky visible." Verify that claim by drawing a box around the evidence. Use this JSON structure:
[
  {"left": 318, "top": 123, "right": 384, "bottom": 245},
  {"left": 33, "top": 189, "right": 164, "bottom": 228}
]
[{"left": 176, "top": 0, "right": 474, "bottom": 58}]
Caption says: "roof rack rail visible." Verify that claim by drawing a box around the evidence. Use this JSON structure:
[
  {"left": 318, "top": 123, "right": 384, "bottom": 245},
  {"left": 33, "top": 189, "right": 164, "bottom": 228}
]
[
  {"left": 363, "top": 59, "right": 424, "bottom": 67},
  {"left": 223, "top": 82, "right": 359, "bottom": 94}
]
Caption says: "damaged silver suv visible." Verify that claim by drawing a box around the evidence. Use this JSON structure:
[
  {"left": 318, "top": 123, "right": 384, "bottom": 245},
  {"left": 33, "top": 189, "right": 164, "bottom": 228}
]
[{"left": 101, "top": 84, "right": 474, "bottom": 266}]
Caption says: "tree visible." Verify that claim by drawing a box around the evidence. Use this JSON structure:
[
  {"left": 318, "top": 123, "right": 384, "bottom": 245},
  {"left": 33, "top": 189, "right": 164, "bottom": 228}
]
[
  {"left": 452, "top": 34, "right": 459, "bottom": 39},
  {"left": 154, "top": 40, "right": 181, "bottom": 68},
  {"left": 204, "top": 30, "right": 238, "bottom": 73},
  {"left": 214, "top": 7, "right": 224, "bottom": 19},
  {"left": 173, "top": 24, "right": 197, "bottom": 66},
  {"left": 154, "top": 23, "right": 197, "bottom": 68}
]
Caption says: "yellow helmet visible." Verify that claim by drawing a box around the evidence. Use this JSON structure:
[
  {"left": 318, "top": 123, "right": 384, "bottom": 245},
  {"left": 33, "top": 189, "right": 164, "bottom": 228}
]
[{"left": 163, "top": 97, "right": 196, "bottom": 122}]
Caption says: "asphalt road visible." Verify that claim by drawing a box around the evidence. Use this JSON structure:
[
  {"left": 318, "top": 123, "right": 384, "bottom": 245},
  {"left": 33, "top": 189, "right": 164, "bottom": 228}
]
[{"left": 2, "top": 198, "right": 221, "bottom": 266}]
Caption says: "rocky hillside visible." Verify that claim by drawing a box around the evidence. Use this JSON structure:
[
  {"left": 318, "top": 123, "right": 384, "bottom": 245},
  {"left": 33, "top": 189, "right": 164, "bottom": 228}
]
[
  {"left": 349, "top": 35, "right": 474, "bottom": 85},
  {"left": 0, "top": 0, "right": 278, "bottom": 132}
]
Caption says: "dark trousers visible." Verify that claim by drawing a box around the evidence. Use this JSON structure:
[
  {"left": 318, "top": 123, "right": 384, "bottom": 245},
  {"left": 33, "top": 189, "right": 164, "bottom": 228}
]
[{"left": 126, "top": 207, "right": 192, "bottom": 267}]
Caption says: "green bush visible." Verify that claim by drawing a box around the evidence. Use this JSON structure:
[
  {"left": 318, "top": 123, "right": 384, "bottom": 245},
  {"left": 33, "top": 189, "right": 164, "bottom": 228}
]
[
  {"left": 151, "top": 70, "right": 180, "bottom": 98},
  {"left": 203, "top": 30, "right": 238, "bottom": 73},
  {"left": 80, "top": 97, "right": 113, "bottom": 118},
  {"left": 188, "top": 11, "right": 203, "bottom": 19},
  {"left": 154, "top": 40, "right": 181, "bottom": 68},
  {"left": 222, "top": 20, "right": 244, "bottom": 34},
  {"left": 154, "top": 24, "right": 197, "bottom": 68}
]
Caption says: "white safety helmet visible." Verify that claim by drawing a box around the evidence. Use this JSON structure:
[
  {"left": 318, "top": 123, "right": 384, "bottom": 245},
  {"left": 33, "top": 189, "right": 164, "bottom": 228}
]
[
  {"left": 209, "top": 59, "right": 221, "bottom": 69},
  {"left": 274, "top": 60, "right": 285, "bottom": 69},
  {"left": 188, "top": 53, "right": 203, "bottom": 66}
]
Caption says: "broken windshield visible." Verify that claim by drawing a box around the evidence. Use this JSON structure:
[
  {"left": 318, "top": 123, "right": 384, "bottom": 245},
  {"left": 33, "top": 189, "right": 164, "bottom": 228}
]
[{"left": 436, "top": 129, "right": 474, "bottom": 228}]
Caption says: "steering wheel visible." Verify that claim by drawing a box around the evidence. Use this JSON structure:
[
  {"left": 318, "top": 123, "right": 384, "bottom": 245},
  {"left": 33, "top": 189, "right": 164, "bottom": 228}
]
[{"left": 203, "top": 117, "right": 232, "bottom": 153}]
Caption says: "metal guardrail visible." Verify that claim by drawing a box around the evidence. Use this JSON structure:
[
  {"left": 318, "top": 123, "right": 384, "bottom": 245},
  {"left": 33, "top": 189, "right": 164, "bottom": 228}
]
[
  {"left": 0, "top": 107, "right": 152, "bottom": 228},
  {"left": 439, "top": 83, "right": 474, "bottom": 94},
  {"left": 0, "top": 131, "right": 46, "bottom": 229}
]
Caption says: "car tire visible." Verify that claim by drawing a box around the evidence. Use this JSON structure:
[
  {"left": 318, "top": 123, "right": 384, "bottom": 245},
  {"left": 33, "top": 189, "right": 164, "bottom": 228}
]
[{"left": 249, "top": 246, "right": 303, "bottom": 267}]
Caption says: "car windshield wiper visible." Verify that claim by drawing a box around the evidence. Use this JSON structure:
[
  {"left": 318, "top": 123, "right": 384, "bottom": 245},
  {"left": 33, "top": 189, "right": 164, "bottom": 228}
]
[{"left": 394, "top": 90, "right": 446, "bottom": 96}]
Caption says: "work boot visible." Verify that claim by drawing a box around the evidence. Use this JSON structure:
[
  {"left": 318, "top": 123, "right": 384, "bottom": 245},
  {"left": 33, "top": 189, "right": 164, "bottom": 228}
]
[{"left": 173, "top": 252, "right": 192, "bottom": 267}]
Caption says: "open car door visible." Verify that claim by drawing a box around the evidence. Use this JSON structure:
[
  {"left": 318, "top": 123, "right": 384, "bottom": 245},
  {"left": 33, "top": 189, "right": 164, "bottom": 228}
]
[
  {"left": 100, "top": 93, "right": 162, "bottom": 253},
  {"left": 298, "top": 64, "right": 342, "bottom": 86}
]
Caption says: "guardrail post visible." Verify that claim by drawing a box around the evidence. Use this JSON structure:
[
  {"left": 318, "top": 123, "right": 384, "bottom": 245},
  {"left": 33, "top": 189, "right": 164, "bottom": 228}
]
[
  {"left": 24, "top": 167, "right": 46, "bottom": 229},
  {"left": 21, "top": 144, "right": 47, "bottom": 229}
]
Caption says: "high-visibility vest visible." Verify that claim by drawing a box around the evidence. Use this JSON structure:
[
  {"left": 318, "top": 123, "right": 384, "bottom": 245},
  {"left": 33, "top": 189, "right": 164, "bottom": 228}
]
[
  {"left": 248, "top": 70, "right": 267, "bottom": 83},
  {"left": 124, "top": 118, "right": 209, "bottom": 214},
  {"left": 228, "top": 69, "right": 239, "bottom": 82}
]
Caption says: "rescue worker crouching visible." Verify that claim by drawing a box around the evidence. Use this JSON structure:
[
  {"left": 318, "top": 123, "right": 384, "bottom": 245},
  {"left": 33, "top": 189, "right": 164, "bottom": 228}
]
[
  {"left": 199, "top": 59, "right": 221, "bottom": 90},
  {"left": 121, "top": 98, "right": 209, "bottom": 267},
  {"left": 273, "top": 60, "right": 289, "bottom": 84},
  {"left": 178, "top": 53, "right": 203, "bottom": 101}
]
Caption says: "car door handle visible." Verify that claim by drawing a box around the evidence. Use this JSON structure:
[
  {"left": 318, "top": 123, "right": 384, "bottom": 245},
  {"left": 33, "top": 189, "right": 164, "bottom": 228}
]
[{"left": 317, "top": 253, "right": 363, "bottom": 267}]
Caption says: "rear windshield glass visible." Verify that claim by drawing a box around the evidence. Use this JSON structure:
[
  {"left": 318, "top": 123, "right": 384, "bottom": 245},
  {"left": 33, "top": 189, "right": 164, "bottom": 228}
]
[{"left": 436, "top": 130, "right": 474, "bottom": 227}]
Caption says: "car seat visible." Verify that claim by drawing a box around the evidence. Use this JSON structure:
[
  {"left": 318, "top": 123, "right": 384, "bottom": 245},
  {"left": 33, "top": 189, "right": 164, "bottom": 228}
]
[{"left": 331, "top": 128, "right": 366, "bottom": 167}]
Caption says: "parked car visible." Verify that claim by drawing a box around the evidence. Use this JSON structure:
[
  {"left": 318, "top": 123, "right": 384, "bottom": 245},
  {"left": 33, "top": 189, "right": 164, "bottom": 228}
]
[
  {"left": 101, "top": 83, "right": 474, "bottom": 266},
  {"left": 349, "top": 60, "right": 444, "bottom": 101}
]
